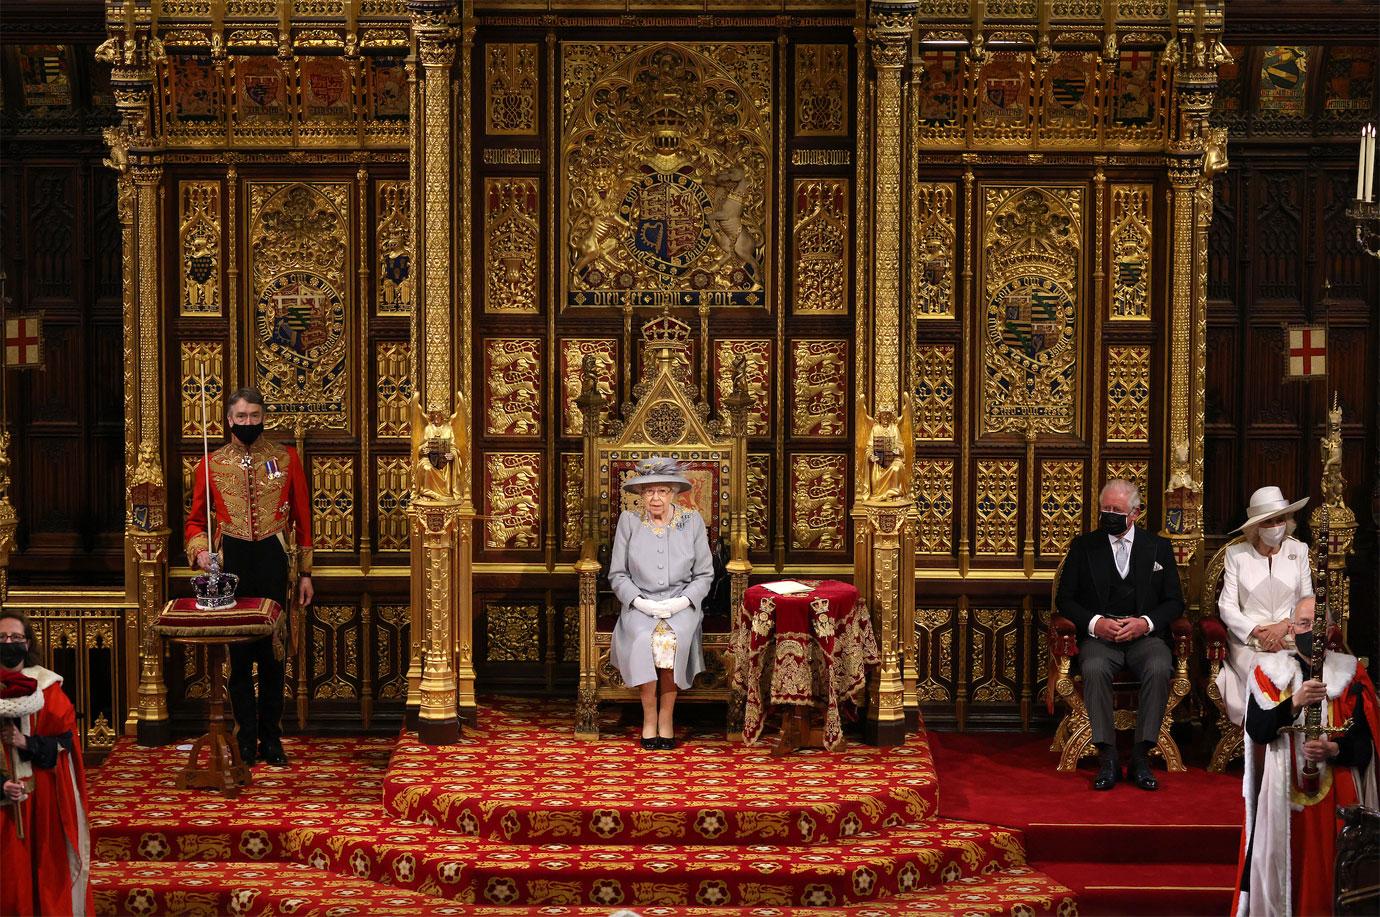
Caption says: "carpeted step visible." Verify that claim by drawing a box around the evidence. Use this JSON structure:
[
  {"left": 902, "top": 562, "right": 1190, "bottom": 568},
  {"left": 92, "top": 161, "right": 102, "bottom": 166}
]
[
  {"left": 1039, "top": 859, "right": 1236, "bottom": 916},
  {"left": 281, "top": 818, "right": 1029, "bottom": 908},
  {"left": 384, "top": 734, "right": 938, "bottom": 846},
  {"left": 1023, "top": 821, "right": 1241, "bottom": 864},
  {"left": 91, "top": 860, "right": 1076, "bottom": 915}
]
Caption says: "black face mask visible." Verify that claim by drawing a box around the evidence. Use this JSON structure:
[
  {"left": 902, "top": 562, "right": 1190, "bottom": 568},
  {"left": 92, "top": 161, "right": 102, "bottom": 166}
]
[
  {"left": 1100, "top": 511, "right": 1129, "bottom": 535},
  {"left": 0, "top": 642, "right": 27, "bottom": 668},
  {"left": 1293, "top": 631, "right": 1314, "bottom": 660},
  {"left": 231, "top": 422, "right": 264, "bottom": 447}
]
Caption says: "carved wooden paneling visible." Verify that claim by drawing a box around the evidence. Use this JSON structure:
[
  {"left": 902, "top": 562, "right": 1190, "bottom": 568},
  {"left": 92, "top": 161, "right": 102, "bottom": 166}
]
[
  {"left": 968, "top": 608, "right": 1019, "bottom": 704},
  {"left": 914, "top": 608, "right": 955, "bottom": 703}
]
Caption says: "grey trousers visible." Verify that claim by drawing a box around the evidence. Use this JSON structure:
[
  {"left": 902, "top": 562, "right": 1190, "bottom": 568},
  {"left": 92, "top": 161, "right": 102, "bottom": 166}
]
[{"left": 1078, "top": 635, "right": 1173, "bottom": 749}]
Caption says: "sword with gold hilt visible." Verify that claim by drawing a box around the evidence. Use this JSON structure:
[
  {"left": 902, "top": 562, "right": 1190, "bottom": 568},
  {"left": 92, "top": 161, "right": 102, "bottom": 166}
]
[{"left": 1283, "top": 502, "right": 1352, "bottom": 795}]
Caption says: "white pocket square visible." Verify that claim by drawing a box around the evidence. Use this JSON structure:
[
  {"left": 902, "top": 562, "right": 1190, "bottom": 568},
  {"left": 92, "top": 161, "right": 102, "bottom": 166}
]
[{"left": 1152, "top": 561, "right": 1164, "bottom": 572}]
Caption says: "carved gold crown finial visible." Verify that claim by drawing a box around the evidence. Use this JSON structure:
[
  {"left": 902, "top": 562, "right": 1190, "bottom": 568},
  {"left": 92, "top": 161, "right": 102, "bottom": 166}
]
[{"left": 641, "top": 307, "right": 692, "bottom": 349}]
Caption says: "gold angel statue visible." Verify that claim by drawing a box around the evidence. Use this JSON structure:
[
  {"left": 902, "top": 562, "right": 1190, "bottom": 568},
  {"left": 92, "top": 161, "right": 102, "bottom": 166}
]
[
  {"left": 855, "top": 393, "right": 913, "bottom": 503},
  {"left": 408, "top": 391, "right": 470, "bottom": 501}
]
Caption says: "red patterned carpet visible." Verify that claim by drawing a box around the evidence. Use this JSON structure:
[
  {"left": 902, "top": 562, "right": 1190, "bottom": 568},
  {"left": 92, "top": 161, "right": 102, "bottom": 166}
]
[{"left": 87, "top": 699, "right": 1078, "bottom": 915}]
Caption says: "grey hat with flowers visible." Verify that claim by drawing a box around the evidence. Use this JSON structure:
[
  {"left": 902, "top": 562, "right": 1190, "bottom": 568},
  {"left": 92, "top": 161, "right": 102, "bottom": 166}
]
[{"left": 621, "top": 457, "right": 693, "bottom": 495}]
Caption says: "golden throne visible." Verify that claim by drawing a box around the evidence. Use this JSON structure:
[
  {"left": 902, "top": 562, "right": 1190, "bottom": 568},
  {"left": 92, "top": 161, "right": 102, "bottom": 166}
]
[
  {"left": 572, "top": 310, "right": 751, "bottom": 741},
  {"left": 1047, "top": 557, "right": 1193, "bottom": 772}
]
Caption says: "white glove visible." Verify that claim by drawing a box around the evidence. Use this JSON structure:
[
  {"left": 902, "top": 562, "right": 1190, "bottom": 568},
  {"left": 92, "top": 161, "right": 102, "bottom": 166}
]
[
  {"left": 632, "top": 597, "right": 659, "bottom": 616},
  {"left": 663, "top": 596, "right": 692, "bottom": 614}
]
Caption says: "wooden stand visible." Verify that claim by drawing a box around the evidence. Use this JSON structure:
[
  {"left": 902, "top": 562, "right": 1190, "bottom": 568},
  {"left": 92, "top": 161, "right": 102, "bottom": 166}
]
[
  {"left": 771, "top": 706, "right": 826, "bottom": 757},
  {"left": 172, "top": 636, "right": 253, "bottom": 798}
]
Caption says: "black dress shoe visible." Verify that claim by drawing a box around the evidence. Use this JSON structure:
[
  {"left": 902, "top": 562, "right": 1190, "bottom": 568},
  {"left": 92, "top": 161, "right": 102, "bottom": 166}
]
[
  {"left": 1092, "top": 756, "right": 1120, "bottom": 791},
  {"left": 640, "top": 736, "right": 658, "bottom": 750},
  {"left": 238, "top": 746, "right": 258, "bottom": 767},
  {"left": 260, "top": 743, "right": 289, "bottom": 767},
  {"left": 656, "top": 736, "right": 677, "bottom": 750},
  {"left": 1128, "top": 758, "right": 1158, "bottom": 791}
]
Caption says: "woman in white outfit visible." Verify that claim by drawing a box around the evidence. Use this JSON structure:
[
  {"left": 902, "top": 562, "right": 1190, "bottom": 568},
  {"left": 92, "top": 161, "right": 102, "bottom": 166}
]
[{"left": 1215, "top": 485, "right": 1314, "bottom": 723}]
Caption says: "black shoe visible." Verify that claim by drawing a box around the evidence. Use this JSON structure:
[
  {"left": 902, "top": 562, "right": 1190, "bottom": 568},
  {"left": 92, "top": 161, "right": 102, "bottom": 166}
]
[
  {"left": 238, "top": 745, "right": 257, "bottom": 767},
  {"left": 640, "top": 736, "right": 658, "bottom": 750},
  {"left": 656, "top": 736, "right": 677, "bottom": 750},
  {"left": 259, "top": 743, "right": 289, "bottom": 767},
  {"left": 1093, "top": 755, "right": 1120, "bottom": 791},
  {"left": 1129, "top": 757, "right": 1158, "bottom": 791}
]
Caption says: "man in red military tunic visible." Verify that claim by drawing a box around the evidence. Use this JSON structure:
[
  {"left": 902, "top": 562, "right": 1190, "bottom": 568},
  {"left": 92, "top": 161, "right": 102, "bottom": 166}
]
[
  {"left": 1, "top": 610, "right": 93, "bottom": 917},
  {"left": 186, "top": 387, "right": 313, "bottom": 767}
]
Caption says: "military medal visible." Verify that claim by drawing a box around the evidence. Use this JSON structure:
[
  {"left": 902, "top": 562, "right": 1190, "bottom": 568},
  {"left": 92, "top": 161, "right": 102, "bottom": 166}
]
[{"left": 266, "top": 458, "right": 283, "bottom": 479}]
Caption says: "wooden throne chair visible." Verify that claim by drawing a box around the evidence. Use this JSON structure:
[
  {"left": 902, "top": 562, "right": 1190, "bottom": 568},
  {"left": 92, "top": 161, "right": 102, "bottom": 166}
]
[
  {"left": 1046, "top": 557, "right": 1193, "bottom": 772},
  {"left": 572, "top": 309, "right": 751, "bottom": 741}
]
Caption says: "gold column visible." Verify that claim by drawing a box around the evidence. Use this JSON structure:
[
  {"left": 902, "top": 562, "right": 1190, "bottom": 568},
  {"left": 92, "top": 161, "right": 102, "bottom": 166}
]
[
  {"left": 1161, "top": 1, "right": 1226, "bottom": 592},
  {"left": 859, "top": 0, "right": 916, "bottom": 747},
  {"left": 408, "top": 0, "right": 462, "bottom": 745},
  {"left": 99, "top": 6, "right": 171, "bottom": 744}
]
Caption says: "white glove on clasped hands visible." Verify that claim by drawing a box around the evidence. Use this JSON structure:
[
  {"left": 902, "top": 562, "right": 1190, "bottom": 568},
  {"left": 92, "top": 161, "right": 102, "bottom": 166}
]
[
  {"left": 632, "top": 597, "right": 660, "bottom": 617},
  {"left": 662, "top": 596, "right": 691, "bottom": 614},
  {"left": 632, "top": 596, "right": 692, "bottom": 619}
]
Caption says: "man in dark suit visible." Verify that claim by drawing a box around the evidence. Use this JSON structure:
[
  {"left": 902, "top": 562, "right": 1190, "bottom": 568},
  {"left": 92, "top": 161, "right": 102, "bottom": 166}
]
[{"left": 1056, "top": 479, "right": 1184, "bottom": 791}]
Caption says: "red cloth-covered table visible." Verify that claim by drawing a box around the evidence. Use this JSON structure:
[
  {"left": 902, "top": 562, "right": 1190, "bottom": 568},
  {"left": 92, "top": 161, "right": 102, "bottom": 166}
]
[
  {"left": 734, "top": 580, "right": 880, "bottom": 751},
  {"left": 154, "top": 598, "right": 285, "bottom": 797}
]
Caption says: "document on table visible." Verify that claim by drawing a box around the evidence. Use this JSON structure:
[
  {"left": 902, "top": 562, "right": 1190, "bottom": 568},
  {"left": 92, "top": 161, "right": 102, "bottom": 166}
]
[{"left": 760, "top": 580, "right": 814, "bottom": 596}]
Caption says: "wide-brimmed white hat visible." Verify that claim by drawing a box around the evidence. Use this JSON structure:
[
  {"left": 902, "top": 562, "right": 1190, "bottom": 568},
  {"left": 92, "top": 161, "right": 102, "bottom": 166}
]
[
  {"left": 621, "top": 457, "right": 692, "bottom": 494},
  {"left": 1232, "top": 485, "right": 1308, "bottom": 533}
]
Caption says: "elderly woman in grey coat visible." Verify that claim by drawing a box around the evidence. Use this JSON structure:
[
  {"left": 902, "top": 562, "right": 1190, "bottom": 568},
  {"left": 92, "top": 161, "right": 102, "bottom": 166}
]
[{"left": 608, "top": 458, "right": 714, "bottom": 749}]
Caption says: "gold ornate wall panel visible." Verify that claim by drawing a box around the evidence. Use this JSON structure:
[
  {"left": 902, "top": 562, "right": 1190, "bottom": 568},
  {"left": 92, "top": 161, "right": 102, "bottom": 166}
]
[
  {"left": 792, "top": 178, "right": 850, "bottom": 313},
  {"left": 1105, "top": 344, "right": 1152, "bottom": 442},
  {"left": 484, "top": 452, "right": 542, "bottom": 551},
  {"left": 712, "top": 339, "right": 771, "bottom": 436},
  {"left": 486, "top": 43, "right": 539, "bottom": 136},
  {"left": 914, "top": 459, "right": 955, "bottom": 555},
  {"left": 560, "top": 41, "right": 773, "bottom": 309},
  {"left": 373, "top": 604, "right": 411, "bottom": 703},
  {"left": 484, "top": 177, "right": 540, "bottom": 314},
  {"left": 12, "top": 605, "right": 126, "bottom": 756},
  {"left": 559, "top": 340, "right": 617, "bottom": 437},
  {"left": 910, "top": 182, "right": 955, "bottom": 318},
  {"left": 561, "top": 452, "right": 583, "bottom": 551},
  {"left": 746, "top": 454, "right": 771, "bottom": 554},
  {"left": 1038, "top": 460, "right": 1084, "bottom": 557},
  {"left": 979, "top": 185, "right": 1083, "bottom": 437},
  {"left": 794, "top": 44, "right": 849, "bottom": 137},
  {"left": 1109, "top": 184, "right": 1152, "bottom": 320},
  {"left": 789, "top": 454, "right": 847, "bottom": 552},
  {"left": 974, "top": 459, "right": 1021, "bottom": 556},
  {"left": 484, "top": 602, "right": 542, "bottom": 663},
  {"left": 248, "top": 181, "right": 352, "bottom": 431},
  {"left": 790, "top": 340, "right": 848, "bottom": 438},
  {"left": 914, "top": 608, "right": 955, "bottom": 703},
  {"left": 179, "top": 342, "right": 225, "bottom": 438},
  {"left": 375, "top": 457, "right": 412, "bottom": 552},
  {"left": 968, "top": 607, "right": 1020, "bottom": 705},
  {"left": 375, "top": 180, "right": 413, "bottom": 315},
  {"left": 912, "top": 344, "right": 956, "bottom": 441},
  {"left": 179, "top": 181, "right": 222, "bottom": 315},
  {"left": 374, "top": 341, "right": 413, "bottom": 438},
  {"left": 483, "top": 338, "right": 542, "bottom": 437},
  {"left": 310, "top": 457, "right": 356, "bottom": 553},
  {"left": 311, "top": 604, "right": 361, "bottom": 702}
]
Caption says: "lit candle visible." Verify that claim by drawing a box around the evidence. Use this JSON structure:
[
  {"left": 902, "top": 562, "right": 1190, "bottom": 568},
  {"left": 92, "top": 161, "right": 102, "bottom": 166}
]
[{"left": 1359, "top": 125, "right": 1368, "bottom": 202}]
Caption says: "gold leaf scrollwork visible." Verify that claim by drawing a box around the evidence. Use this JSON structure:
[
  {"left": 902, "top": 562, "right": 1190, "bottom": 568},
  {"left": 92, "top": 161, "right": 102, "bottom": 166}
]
[
  {"left": 485, "top": 44, "right": 539, "bottom": 136},
  {"left": 970, "top": 608, "right": 1018, "bottom": 703},
  {"left": 713, "top": 339, "right": 770, "bottom": 436},
  {"left": 179, "top": 181, "right": 221, "bottom": 315},
  {"left": 485, "top": 603, "right": 541, "bottom": 663},
  {"left": 794, "top": 44, "right": 848, "bottom": 136},
  {"left": 1039, "top": 460, "right": 1085, "bottom": 557},
  {"left": 484, "top": 452, "right": 542, "bottom": 550},
  {"left": 560, "top": 339, "right": 616, "bottom": 436},
  {"left": 375, "top": 604, "right": 410, "bottom": 701},
  {"left": 483, "top": 338, "right": 542, "bottom": 437},
  {"left": 910, "top": 183, "right": 955, "bottom": 318},
  {"left": 790, "top": 454, "right": 846, "bottom": 551},
  {"left": 975, "top": 459, "right": 1020, "bottom": 556},
  {"left": 375, "top": 456, "right": 412, "bottom": 552},
  {"left": 791, "top": 340, "right": 847, "bottom": 438},
  {"left": 746, "top": 454, "right": 770, "bottom": 553},
  {"left": 376, "top": 180, "right": 413, "bottom": 315},
  {"left": 915, "top": 608, "right": 953, "bottom": 701},
  {"left": 311, "top": 604, "right": 358, "bottom": 701},
  {"left": 561, "top": 453, "right": 583, "bottom": 551},
  {"left": 792, "top": 178, "right": 849, "bottom": 314},
  {"left": 375, "top": 342, "right": 414, "bottom": 438},
  {"left": 1109, "top": 184, "right": 1152, "bottom": 320},
  {"left": 484, "top": 177, "right": 540, "bottom": 314}
]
